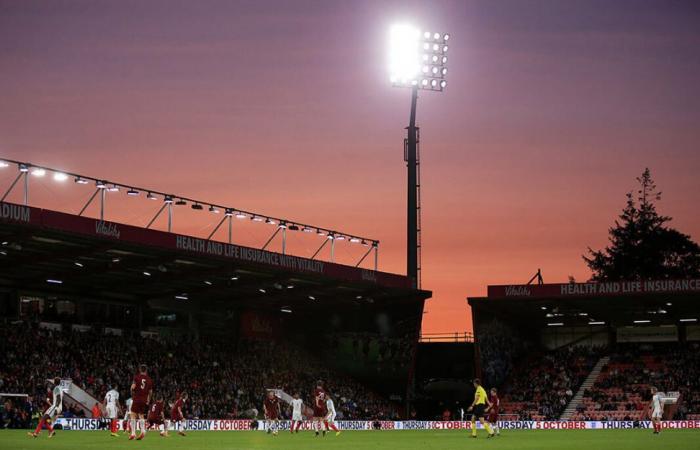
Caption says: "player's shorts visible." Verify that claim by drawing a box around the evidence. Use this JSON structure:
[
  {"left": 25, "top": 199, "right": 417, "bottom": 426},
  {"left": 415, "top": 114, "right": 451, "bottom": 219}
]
[
  {"left": 292, "top": 413, "right": 302, "bottom": 421},
  {"left": 44, "top": 404, "right": 61, "bottom": 418},
  {"left": 652, "top": 408, "right": 662, "bottom": 419},
  {"left": 487, "top": 411, "right": 498, "bottom": 423},
  {"left": 148, "top": 418, "right": 163, "bottom": 426},
  {"left": 171, "top": 412, "right": 184, "bottom": 422},
  {"left": 325, "top": 412, "right": 336, "bottom": 422},
  {"left": 471, "top": 404, "right": 486, "bottom": 419},
  {"left": 313, "top": 408, "right": 328, "bottom": 418},
  {"left": 105, "top": 404, "right": 118, "bottom": 419},
  {"left": 131, "top": 399, "right": 148, "bottom": 415},
  {"left": 264, "top": 414, "right": 279, "bottom": 421}
]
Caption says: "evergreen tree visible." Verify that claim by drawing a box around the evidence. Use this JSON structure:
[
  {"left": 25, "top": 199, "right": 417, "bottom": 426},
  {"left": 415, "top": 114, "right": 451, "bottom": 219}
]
[{"left": 584, "top": 168, "right": 700, "bottom": 280}]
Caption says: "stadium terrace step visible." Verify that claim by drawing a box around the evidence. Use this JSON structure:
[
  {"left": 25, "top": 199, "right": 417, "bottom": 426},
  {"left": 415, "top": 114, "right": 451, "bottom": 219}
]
[
  {"left": 60, "top": 379, "right": 102, "bottom": 418},
  {"left": 560, "top": 356, "right": 610, "bottom": 420}
]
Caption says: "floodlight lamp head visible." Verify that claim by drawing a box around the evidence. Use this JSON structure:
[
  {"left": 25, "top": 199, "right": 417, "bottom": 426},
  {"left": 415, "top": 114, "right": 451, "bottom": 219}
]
[
  {"left": 389, "top": 24, "right": 450, "bottom": 92},
  {"left": 388, "top": 24, "right": 421, "bottom": 85}
]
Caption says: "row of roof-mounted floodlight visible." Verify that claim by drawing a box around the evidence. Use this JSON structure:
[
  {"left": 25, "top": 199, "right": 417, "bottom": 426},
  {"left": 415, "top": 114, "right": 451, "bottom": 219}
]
[{"left": 0, "top": 159, "right": 379, "bottom": 247}]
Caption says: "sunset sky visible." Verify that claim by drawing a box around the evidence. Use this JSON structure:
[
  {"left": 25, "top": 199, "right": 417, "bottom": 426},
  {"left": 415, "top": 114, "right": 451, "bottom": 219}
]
[{"left": 1, "top": 0, "right": 699, "bottom": 333}]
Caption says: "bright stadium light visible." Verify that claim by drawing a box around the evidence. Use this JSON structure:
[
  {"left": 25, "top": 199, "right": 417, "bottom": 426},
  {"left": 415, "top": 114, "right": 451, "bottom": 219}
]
[
  {"left": 389, "top": 24, "right": 421, "bottom": 84},
  {"left": 0, "top": 157, "right": 381, "bottom": 270},
  {"left": 389, "top": 24, "right": 449, "bottom": 90}
]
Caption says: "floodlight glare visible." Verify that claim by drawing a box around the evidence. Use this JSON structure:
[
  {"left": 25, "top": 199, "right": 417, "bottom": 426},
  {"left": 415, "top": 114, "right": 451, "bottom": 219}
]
[
  {"left": 31, "top": 168, "right": 46, "bottom": 177},
  {"left": 444, "top": 33, "right": 450, "bottom": 41},
  {"left": 433, "top": 32, "right": 440, "bottom": 40},
  {"left": 389, "top": 24, "right": 421, "bottom": 83},
  {"left": 440, "top": 80, "right": 447, "bottom": 88},
  {"left": 53, "top": 172, "right": 68, "bottom": 182}
]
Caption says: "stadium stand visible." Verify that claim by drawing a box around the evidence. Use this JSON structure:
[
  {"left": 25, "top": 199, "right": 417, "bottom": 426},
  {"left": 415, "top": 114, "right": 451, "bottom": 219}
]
[
  {"left": 571, "top": 343, "right": 700, "bottom": 421},
  {"left": 496, "top": 342, "right": 700, "bottom": 421},
  {"left": 0, "top": 322, "right": 399, "bottom": 425},
  {"left": 498, "top": 346, "right": 602, "bottom": 420}
]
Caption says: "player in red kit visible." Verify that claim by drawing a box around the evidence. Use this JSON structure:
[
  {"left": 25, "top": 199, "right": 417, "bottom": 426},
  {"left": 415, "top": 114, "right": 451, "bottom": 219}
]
[
  {"left": 312, "top": 381, "right": 328, "bottom": 437},
  {"left": 170, "top": 392, "right": 188, "bottom": 436},
  {"left": 486, "top": 388, "right": 501, "bottom": 436},
  {"left": 147, "top": 395, "right": 166, "bottom": 437},
  {"left": 129, "top": 364, "right": 153, "bottom": 440},
  {"left": 263, "top": 390, "right": 281, "bottom": 436}
]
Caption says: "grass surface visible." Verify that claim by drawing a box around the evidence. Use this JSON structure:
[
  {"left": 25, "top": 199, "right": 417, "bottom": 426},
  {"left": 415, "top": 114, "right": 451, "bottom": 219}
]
[{"left": 1, "top": 429, "right": 698, "bottom": 450}]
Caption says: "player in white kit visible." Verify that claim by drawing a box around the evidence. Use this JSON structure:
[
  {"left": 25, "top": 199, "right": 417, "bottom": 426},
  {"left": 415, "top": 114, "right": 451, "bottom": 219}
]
[
  {"left": 290, "top": 392, "right": 304, "bottom": 433},
  {"left": 104, "top": 385, "right": 120, "bottom": 437},
  {"left": 28, "top": 378, "right": 63, "bottom": 438},
  {"left": 324, "top": 396, "right": 340, "bottom": 436},
  {"left": 650, "top": 387, "right": 664, "bottom": 434}
]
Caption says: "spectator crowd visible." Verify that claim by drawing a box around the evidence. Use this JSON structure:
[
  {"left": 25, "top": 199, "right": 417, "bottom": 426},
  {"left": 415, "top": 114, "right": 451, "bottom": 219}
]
[
  {"left": 572, "top": 343, "right": 700, "bottom": 421},
  {"left": 499, "top": 346, "right": 602, "bottom": 420},
  {"left": 0, "top": 322, "right": 398, "bottom": 427}
]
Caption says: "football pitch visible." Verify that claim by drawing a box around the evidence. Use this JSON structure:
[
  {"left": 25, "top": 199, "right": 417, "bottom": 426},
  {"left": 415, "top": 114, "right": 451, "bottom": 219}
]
[{"left": 1, "top": 429, "right": 698, "bottom": 450}]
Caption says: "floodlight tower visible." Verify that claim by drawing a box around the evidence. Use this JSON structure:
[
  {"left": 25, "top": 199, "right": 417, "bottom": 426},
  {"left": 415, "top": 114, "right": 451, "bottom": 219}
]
[{"left": 389, "top": 25, "right": 449, "bottom": 289}]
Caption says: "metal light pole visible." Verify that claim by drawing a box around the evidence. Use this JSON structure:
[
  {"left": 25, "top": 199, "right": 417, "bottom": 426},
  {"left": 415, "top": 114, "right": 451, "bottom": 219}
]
[
  {"left": 390, "top": 25, "right": 449, "bottom": 289},
  {"left": 406, "top": 86, "right": 419, "bottom": 289}
]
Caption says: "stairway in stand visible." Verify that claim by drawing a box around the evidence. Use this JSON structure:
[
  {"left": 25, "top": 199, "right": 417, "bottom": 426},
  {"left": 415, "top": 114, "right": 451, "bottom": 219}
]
[{"left": 560, "top": 356, "right": 610, "bottom": 420}]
